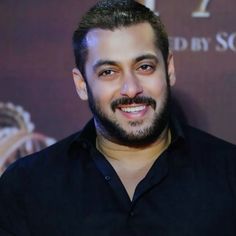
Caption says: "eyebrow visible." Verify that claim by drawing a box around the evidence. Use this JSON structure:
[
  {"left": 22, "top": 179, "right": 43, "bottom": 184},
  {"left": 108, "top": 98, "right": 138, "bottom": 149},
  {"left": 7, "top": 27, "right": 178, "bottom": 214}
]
[
  {"left": 92, "top": 54, "right": 159, "bottom": 72},
  {"left": 134, "top": 54, "right": 159, "bottom": 64}
]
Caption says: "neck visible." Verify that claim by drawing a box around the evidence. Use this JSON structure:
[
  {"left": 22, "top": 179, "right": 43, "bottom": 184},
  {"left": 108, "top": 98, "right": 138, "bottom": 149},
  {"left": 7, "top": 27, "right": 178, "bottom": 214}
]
[
  {"left": 96, "top": 128, "right": 171, "bottom": 169},
  {"left": 96, "top": 128, "right": 171, "bottom": 200}
]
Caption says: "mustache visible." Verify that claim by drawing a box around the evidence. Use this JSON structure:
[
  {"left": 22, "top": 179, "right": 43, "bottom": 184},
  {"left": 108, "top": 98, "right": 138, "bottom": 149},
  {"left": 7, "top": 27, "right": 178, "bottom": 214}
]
[{"left": 111, "top": 96, "right": 156, "bottom": 112}]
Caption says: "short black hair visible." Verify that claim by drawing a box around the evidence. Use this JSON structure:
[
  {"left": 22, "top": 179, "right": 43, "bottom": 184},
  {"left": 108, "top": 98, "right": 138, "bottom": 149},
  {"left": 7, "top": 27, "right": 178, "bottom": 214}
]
[{"left": 73, "top": 0, "right": 169, "bottom": 77}]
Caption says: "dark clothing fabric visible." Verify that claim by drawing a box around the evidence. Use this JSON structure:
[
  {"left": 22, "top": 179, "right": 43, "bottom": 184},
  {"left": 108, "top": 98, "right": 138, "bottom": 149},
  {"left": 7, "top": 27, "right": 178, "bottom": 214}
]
[{"left": 0, "top": 119, "right": 236, "bottom": 236}]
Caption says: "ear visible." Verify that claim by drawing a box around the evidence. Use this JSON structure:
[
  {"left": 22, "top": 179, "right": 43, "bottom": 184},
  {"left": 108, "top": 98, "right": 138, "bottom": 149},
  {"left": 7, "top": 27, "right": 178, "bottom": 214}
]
[
  {"left": 167, "top": 52, "right": 176, "bottom": 87},
  {"left": 72, "top": 68, "right": 88, "bottom": 100}
]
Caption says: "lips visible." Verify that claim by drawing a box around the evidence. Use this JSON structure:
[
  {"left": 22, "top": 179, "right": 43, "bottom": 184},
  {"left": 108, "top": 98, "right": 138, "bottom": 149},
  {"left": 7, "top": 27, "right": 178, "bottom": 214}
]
[
  {"left": 111, "top": 97, "right": 156, "bottom": 112},
  {"left": 116, "top": 104, "right": 149, "bottom": 120},
  {"left": 119, "top": 105, "right": 146, "bottom": 113}
]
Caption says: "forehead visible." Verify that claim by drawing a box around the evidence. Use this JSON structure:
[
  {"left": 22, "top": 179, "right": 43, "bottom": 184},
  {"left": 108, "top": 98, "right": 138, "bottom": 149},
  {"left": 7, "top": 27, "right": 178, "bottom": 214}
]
[{"left": 85, "top": 22, "right": 162, "bottom": 64}]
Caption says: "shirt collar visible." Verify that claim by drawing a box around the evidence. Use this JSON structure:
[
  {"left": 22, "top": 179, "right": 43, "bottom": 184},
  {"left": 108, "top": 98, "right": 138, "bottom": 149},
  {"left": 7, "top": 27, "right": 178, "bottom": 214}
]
[
  {"left": 169, "top": 115, "right": 185, "bottom": 146},
  {"left": 69, "top": 115, "right": 186, "bottom": 155}
]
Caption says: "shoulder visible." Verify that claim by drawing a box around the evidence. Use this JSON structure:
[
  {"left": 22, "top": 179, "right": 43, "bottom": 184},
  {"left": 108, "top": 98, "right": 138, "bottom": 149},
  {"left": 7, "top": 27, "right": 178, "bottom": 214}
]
[
  {"left": 0, "top": 119, "right": 97, "bottom": 187},
  {"left": 182, "top": 125, "right": 236, "bottom": 160},
  {"left": 0, "top": 131, "right": 82, "bottom": 184},
  {"left": 184, "top": 125, "right": 235, "bottom": 148}
]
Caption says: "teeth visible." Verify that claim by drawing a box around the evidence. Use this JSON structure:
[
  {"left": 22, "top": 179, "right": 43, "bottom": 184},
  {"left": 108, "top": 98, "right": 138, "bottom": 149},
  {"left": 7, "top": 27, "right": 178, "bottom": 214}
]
[{"left": 121, "top": 106, "right": 145, "bottom": 113}]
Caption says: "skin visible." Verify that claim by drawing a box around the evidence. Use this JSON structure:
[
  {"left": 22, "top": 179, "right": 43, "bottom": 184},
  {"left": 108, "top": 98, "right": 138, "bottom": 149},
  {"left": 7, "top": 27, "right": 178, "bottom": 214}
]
[
  {"left": 73, "top": 23, "right": 175, "bottom": 141},
  {"left": 72, "top": 22, "right": 176, "bottom": 199}
]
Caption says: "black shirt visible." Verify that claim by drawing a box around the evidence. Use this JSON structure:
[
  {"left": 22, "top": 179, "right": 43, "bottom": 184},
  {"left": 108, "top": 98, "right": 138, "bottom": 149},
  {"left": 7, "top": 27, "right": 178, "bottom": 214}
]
[{"left": 0, "top": 119, "right": 236, "bottom": 236}]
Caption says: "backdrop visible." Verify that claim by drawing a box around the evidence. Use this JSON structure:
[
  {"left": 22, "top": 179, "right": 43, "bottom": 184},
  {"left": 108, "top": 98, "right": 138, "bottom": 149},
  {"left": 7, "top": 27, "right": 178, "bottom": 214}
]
[{"left": 0, "top": 0, "right": 235, "bottom": 173}]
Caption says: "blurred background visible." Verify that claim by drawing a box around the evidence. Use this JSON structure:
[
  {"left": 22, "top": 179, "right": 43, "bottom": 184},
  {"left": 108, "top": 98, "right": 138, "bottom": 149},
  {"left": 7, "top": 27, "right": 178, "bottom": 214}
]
[{"left": 0, "top": 0, "right": 235, "bottom": 174}]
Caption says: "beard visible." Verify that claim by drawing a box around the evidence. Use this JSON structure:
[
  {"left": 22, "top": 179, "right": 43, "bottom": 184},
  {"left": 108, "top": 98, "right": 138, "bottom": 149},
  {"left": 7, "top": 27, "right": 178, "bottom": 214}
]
[{"left": 86, "top": 84, "right": 171, "bottom": 148}]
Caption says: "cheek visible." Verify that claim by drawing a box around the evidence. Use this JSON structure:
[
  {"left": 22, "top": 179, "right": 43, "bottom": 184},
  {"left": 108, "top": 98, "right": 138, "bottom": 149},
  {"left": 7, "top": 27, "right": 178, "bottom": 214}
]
[
  {"left": 90, "top": 80, "right": 121, "bottom": 101},
  {"left": 143, "top": 77, "right": 167, "bottom": 98},
  {"left": 89, "top": 84, "right": 115, "bottom": 108}
]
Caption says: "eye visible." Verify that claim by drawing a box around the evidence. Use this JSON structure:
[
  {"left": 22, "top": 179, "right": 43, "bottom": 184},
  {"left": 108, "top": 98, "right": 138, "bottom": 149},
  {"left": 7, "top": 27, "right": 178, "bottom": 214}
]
[
  {"left": 98, "top": 69, "right": 115, "bottom": 78},
  {"left": 137, "top": 64, "right": 156, "bottom": 74},
  {"left": 140, "top": 64, "right": 152, "bottom": 70}
]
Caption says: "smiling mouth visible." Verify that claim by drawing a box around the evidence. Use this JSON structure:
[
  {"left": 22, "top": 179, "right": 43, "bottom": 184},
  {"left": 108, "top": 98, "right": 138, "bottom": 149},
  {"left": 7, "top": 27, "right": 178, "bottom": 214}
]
[
  {"left": 111, "top": 97, "right": 156, "bottom": 112},
  {"left": 119, "top": 105, "right": 146, "bottom": 113}
]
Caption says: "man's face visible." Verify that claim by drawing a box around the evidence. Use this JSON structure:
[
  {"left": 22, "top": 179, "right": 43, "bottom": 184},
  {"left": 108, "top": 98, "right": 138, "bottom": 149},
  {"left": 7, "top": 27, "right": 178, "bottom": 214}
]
[{"left": 73, "top": 22, "right": 176, "bottom": 146}]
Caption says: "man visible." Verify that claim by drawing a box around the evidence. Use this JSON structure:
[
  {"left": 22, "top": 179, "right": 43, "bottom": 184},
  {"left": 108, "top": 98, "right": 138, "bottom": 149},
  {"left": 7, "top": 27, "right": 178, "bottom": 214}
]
[{"left": 0, "top": 0, "right": 235, "bottom": 235}]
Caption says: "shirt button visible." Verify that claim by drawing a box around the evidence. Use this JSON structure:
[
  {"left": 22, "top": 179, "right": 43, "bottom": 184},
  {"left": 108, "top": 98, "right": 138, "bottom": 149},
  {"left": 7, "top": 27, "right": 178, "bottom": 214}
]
[
  {"left": 81, "top": 142, "right": 88, "bottom": 149},
  {"left": 105, "top": 176, "right": 111, "bottom": 181},
  {"left": 129, "top": 211, "right": 135, "bottom": 217}
]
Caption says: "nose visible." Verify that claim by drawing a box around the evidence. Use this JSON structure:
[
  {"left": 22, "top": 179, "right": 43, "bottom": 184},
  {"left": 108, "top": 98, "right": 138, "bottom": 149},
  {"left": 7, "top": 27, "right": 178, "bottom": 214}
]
[{"left": 120, "top": 73, "right": 143, "bottom": 98}]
